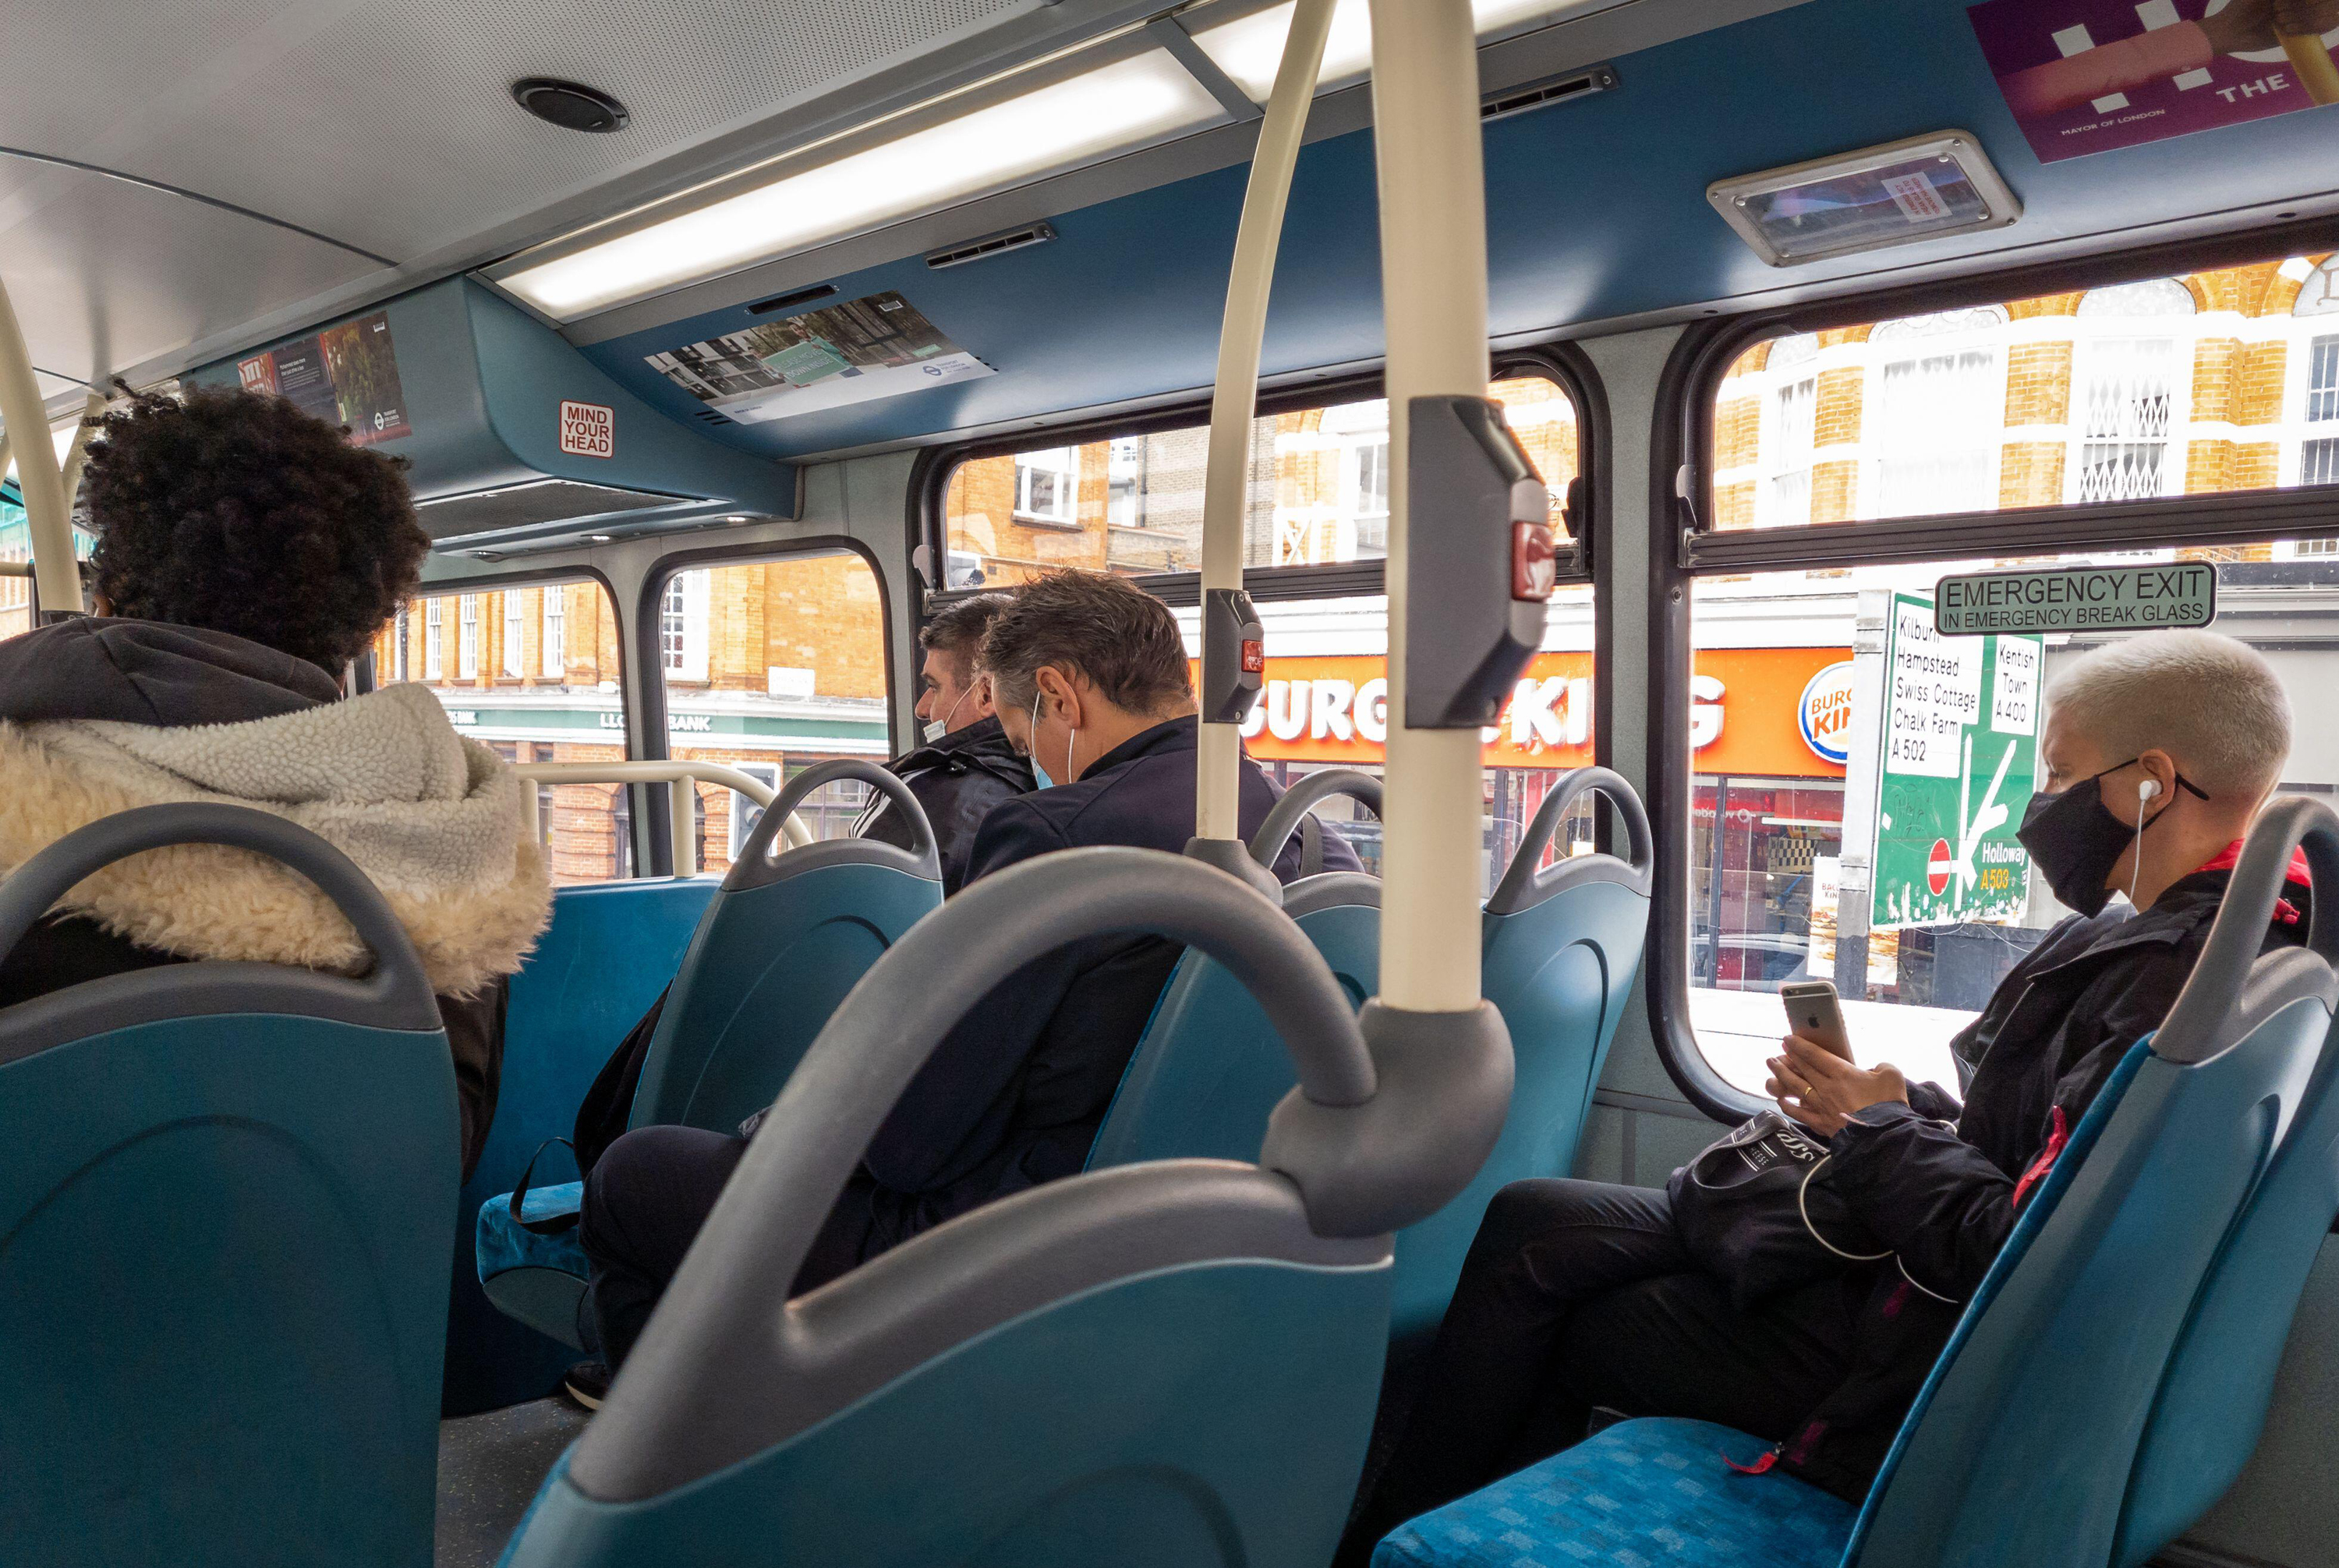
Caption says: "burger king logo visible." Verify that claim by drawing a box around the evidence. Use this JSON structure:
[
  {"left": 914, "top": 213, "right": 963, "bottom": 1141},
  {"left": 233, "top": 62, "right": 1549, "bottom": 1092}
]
[{"left": 1799, "top": 661, "right": 1856, "bottom": 766}]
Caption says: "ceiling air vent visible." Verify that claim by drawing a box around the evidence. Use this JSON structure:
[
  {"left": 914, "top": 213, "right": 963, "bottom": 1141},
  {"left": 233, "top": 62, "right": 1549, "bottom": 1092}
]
[
  {"left": 925, "top": 221, "right": 1060, "bottom": 271},
  {"left": 747, "top": 283, "right": 838, "bottom": 316},
  {"left": 1481, "top": 65, "right": 1617, "bottom": 125},
  {"left": 692, "top": 409, "right": 738, "bottom": 427},
  {"left": 415, "top": 478, "right": 690, "bottom": 543}
]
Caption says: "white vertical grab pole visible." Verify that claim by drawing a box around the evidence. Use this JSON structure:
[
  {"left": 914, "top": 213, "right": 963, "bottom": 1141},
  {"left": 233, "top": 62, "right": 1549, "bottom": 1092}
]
[
  {"left": 0, "top": 278, "right": 82, "bottom": 616},
  {"left": 669, "top": 778, "right": 698, "bottom": 876},
  {"left": 1195, "top": 0, "right": 1335, "bottom": 844},
  {"left": 61, "top": 391, "right": 106, "bottom": 504},
  {"left": 1370, "top": 0, "right": 1491, "bottom": 1012}
]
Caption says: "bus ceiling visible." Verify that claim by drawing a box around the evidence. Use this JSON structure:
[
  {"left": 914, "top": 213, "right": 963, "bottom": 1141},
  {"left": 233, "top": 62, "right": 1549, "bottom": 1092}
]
[{"left": 3, "top": 0, "right": 2337, "bottom": 491}]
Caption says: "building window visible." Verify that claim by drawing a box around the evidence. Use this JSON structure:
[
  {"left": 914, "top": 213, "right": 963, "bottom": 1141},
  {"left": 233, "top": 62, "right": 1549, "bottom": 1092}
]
[
  {"left": 1761, "top": 370, "right": 1820, "bottom": 527},
  {"left": 2303, "top": 334, "right": 2338, "bottom": 487},
  {"left": 661, "top": 570, "right": 709, "bottom": 682},
  {"left": 1013, "top": 447, "right": 1080, "bottom": 526},
  {"left": 502, "top": 593, "right": 524, "bottom": 678},
  {"left": 424, "top": 600, "right": 443, "bottom": 679},
  {"left": 1867, "top": 308, "right": 2008, "bottom": 519},
  {"left": 1107, "top": 437, "right": 1144, "bottom": 528},
  {"left": 542, "top": 589, "right": 566, "bottom": 679},
  {"left": 2070, "top": 281, "right": 2192, "bottom": 507},
  {"left": 457, "top": 595, "right": 480, "bottom": 678}
]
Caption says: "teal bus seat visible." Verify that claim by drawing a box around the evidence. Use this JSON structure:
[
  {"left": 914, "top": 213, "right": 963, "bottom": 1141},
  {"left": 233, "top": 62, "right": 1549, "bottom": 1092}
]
[
  {"left": 1088, "top": 767, "right": 1651, "bottom": 1349},
  {"left": 2115, "top": 959, "right": 2339, "bottom": 1561},
  {"left": 499, "top": 847, "right": 1513, "bottom": 1568},
  {"left": 1374, "top": 799, "right": 2339, "bottom": 1568},
  {"left": 0, "top": 805, "right": 460, "bottom": 1568},
  {"left": 476, "top": 760, "right": 940, "bottom": 1352},
  {"left": 449, "top": 875, "right": 718, "bottom": 1413},
  {"left": 1403, "top": 768, "right": 1651, "bottom": 1343}
]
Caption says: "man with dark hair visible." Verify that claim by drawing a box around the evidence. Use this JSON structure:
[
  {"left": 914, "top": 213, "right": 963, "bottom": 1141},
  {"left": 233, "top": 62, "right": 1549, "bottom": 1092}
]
[
  {"left": 575, "top": 569, "right": 1355, "bottom": 1384},
  {"left": 856, "top": 591, "right": 1033, "bottom": 892}
]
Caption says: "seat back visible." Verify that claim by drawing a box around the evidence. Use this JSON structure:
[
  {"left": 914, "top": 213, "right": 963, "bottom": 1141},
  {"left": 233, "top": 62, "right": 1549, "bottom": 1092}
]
[
  {"left": 501, "top": 848, "right": 1514, "bottom": 1568},
  {"left": 628, "top": 760, "right": 941, "bottom": 1134},
  {"left": 1394, "top": 768, "right": 1650, "bottom": 1340},
  {"left": 1847, "top": 798, "right": 2339, "bottom": 1568},
  {"left": 0, "top": 805, "right": 458, "bottom": 1568},
  {"left": 2115, "top": 975, "right": 2339, "bottom": 1563},
  {"left": 449, "top": 875, "right": 718, "bottom": 1413},
  {"left": 1085, "top": 874, "right": 1380, "bottom": 1169}
]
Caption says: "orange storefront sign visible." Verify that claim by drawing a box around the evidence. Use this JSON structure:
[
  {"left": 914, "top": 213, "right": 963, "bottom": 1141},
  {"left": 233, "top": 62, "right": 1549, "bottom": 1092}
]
[{"left": 1197, "top": 646, "right": 1851, "bottom": 778}]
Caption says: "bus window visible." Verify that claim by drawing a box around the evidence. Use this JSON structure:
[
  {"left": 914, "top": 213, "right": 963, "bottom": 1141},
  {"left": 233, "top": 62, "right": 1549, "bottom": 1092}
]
[
  {"left": 378, "top": 579, "right": 627, "bottom": 886},
  {"left": 939, "top": 373, "right": 1580, "bottom": 586},
  {"left": 1711, "top": 256, "right": 2339, "bottom": 529},
  {"left": 652, "top": 550, "right": 891, "bottom": 877},
  {"left": 0, "top": 491, "right": 94, "bottom": 642},
  {"left": 1184, "top": 582, "right": 1597, "bottom": 897}
]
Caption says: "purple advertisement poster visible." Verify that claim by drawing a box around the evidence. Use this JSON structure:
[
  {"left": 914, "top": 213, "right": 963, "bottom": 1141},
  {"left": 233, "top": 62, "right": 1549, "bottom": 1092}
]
[{"left": 1968, "top": 0, "right": 2339, "bottom": 164}]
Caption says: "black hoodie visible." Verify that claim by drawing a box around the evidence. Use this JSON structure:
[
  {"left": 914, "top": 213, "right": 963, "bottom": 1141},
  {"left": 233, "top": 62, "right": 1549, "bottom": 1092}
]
[
  {"left": 0, "top": 618, "right": 508, "bottom": 1178},
  {"left": 855, "top": 713, "right": 1037, "bottom": 894}
]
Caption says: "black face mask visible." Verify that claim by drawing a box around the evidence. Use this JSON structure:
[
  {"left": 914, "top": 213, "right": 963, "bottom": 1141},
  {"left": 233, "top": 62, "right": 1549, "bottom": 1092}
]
[{"left": 2016, "top": 760, "right": 2209, "bottom": 918}]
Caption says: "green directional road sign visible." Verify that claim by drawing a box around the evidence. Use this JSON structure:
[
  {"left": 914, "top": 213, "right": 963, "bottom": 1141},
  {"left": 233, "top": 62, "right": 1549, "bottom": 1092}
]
[{"left": 1871, "top": 591, "right": 2040, "bottom": 932}]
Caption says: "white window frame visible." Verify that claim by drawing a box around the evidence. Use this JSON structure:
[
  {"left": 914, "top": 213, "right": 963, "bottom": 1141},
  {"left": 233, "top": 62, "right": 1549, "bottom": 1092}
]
[
  {"left": 542, "top": 587, "right": 566, "bottom": 679},
  {"left": 457, "top": 594, "right": 480, "bottom": 679},
  {"left": 1862, "top": 308, "right": 2009, "bottom": 521},
  {"left": 1012, "top": 446, "right": 1080, "bottom": 527},
  {"left": 1758, "top": 371, "right": 1820, "bottom": 528},
  {"left": 424, "top": 600, "right": 444, "bottom": 679},
  {"left": 661, "top": 570, "right": 710, "bottom": 683},
  {"left": 502, "top": 593, "right": 524, "bottom": 678},
  {"left": 2066, "top": 334, "right": 2190, "bottom": 506}
]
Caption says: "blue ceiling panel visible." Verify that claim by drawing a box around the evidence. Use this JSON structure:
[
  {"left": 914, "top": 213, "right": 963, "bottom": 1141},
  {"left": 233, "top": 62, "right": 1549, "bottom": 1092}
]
[{"left": 575, "top": 0, "right": 2339, "bottom": 460}]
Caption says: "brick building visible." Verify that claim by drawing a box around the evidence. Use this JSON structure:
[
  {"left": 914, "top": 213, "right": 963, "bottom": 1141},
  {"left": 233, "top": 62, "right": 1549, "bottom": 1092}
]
[
  {"left": 381, "top": 553, "right": 890, "bottom": 884},
  {"left": 1712, "top": 255, "right": 2339, "bottom": 532},
  {"left": 943, "top": 374, "right": 1581, "bottom": 586}
]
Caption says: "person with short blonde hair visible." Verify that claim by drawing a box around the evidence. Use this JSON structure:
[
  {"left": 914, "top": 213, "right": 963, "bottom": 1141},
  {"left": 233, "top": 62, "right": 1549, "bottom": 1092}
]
[{"left": 1341, "top": 628, "right": 2312, "bottom": 1558}]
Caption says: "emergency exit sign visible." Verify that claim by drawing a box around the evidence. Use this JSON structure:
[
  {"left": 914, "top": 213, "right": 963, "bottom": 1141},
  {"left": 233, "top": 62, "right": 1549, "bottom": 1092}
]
[{"left": 1934, "top": 563, "right": 2216, "bottom": 635}]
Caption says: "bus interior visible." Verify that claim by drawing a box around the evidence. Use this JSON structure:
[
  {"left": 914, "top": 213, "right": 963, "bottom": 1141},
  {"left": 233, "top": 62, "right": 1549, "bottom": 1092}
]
[{"left": 4, "top": 0, "right": 2339, "bottom": 1564}]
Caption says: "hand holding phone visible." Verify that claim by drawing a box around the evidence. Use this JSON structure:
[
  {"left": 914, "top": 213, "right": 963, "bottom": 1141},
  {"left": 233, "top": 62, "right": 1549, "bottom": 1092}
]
[{"left": 1779, "top": 980, "right": 1852, "bottom": 1061}]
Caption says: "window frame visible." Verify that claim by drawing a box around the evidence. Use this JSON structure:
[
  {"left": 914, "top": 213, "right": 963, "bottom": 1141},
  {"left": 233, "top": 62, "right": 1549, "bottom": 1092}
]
[
  {"left": 457, "top": 593, "right": 480, "bottom": 679},
  {"left": 501, "top": 590, "right": 525, "bottom": 679},
  {"left": 542, "top": 586, "right": 567, "bottom": 681},
  {"left": 909, "top": 344, "right": 1605, "bottom": 611},
  {"left": 1652, "top": 218, "right": 2339, "bottom": 1123},
  {"left": 660, "top": 568, "right": 712, "bottom": 683},
  {"left": 634, "top": 536, "right": 899, "bottom": 876}
]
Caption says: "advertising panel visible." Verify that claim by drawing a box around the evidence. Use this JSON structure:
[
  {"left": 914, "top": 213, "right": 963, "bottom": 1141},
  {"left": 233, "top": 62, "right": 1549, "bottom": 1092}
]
[
  {"left": 646, "top": 291, "right": 993, "bottom": 425},
  {"left": 235, "top": 310, "right": 411, "bottom": 446}
]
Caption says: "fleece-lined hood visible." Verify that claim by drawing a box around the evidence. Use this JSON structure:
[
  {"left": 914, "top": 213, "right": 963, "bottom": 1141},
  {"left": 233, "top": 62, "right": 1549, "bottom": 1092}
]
[{"left": 0, "top": 618, "right": 550, "bottom": 997}]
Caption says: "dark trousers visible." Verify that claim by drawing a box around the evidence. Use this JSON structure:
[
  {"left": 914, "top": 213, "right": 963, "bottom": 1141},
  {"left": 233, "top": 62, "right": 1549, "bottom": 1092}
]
[
  {"left": 1334, "top": 1178, "right": 1860, "bottom": 1566},
  {"left": 578, "top": 1125, "right": 878, "bottom": 1370}
]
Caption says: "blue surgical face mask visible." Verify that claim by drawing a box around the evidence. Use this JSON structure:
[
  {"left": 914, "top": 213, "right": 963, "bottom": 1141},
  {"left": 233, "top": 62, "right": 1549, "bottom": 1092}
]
[{"left": 1026, "top": 689, "right": 1053, "bottom": 789}]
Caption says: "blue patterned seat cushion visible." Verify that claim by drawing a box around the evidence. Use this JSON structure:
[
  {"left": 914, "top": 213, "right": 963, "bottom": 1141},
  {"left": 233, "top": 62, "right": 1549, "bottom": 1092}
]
[
  {"left": 1374, "top": 1418, "right": 1856, "bottom": 1568},
  {"left": 476, "top": 1182, "right": 589, "bottom": 1283}
]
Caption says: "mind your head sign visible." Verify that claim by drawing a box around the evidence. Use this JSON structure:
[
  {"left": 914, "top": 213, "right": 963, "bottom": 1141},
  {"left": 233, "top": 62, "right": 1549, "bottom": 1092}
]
[{"left": 1934, "top": 562, "right": 2217, "bottom": 635}]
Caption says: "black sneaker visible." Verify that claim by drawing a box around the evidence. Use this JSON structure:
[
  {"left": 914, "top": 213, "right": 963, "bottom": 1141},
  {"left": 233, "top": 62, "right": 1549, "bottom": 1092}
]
[{"left": 563, "top": 1360, "right": 610, "bottom": 1410}]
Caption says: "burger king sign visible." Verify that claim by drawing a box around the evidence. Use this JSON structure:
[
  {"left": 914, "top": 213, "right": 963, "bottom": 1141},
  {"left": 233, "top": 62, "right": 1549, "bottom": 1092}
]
[{"left": 1798, "top": 660, "right": 1857, "bottom": 766}]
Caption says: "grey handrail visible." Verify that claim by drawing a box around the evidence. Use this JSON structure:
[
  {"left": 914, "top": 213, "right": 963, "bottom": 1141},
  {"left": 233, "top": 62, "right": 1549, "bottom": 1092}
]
[
  {"left": 1485, "top": 766, "right": 1654, "bottom": 915},
  {"left": 0, "top": 802, "right": 439, "bottom": 1028},
  {"left": 735, "top": 758, "right": 941, "bottom": 882},
  {"left": 1248, "top": 769, "right": 1384, "bottom": 869},
  {"left": 2157, "top": 796, "right": 2339, "bottom": 1064}
]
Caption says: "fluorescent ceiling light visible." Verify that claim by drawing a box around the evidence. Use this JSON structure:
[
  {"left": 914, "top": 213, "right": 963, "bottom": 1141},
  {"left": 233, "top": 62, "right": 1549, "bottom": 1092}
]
[
  {"left": 501, "top": 50, "right": 1223, "bottom": 321},
  {"left": 1189, "top": 0, "right": 1594, "bottom": 103}
]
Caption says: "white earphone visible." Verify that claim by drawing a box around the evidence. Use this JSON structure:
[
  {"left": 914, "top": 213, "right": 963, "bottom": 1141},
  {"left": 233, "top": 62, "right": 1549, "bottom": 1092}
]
[{"left": 2139, "top": 778, "right": 2161, "bottom": 802}]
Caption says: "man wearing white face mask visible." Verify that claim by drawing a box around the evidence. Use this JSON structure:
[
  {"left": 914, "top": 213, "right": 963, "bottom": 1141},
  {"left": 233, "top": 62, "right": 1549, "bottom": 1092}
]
[
  {"left": 856, "top": 592, "right": 1034, "bottom": 893},
  {"left": 575, "top": 570, "right": 1355, "bottom": 1382}
]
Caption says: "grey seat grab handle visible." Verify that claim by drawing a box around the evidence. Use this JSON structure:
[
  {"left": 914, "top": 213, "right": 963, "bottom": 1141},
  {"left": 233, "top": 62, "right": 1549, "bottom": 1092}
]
[
  {"left": 2156, "top": 796, "right": 2339, "bottom": 1064},
  {"left": 1248, "top": 770, "right": 1384, "bottom": 868},
  {"left": 738, "top": 758, "right": 941, "bottom": 879},
  {"left": 1485, "top": 765, "right": 1654, "bottom": 913},
  {"left": 705, "top": 847, "right": 1371, "bottom": 1300},
  {"left": 0, "top": 802, "right": 439, "bottom": 1023}
]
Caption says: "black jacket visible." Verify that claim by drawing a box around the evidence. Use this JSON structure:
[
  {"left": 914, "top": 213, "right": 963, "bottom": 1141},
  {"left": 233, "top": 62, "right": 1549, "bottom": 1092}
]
[
  {"left": 829, "top": 716, "right": 1357, "bottom": 1258},
  {"left": 0, "top": 618, "right": 510, "bottom": 1180},
  {"left": 1778, "top": 865, "right": 2312, "bottom": 1499},
  {"left": 857, "top": 715, "right": 1035, "bottom": 894}
]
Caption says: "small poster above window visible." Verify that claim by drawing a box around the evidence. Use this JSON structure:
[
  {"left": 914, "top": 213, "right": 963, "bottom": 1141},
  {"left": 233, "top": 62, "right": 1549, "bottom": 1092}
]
[
  {"left": 1969, "top": 0, "right": 2339, "bottom": 165},
  {"left": 236, "top": 310, "right": 412, "bottom": 446},
  {"left": 645, "top": 291, "right": 994, "bottom": 426}
]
